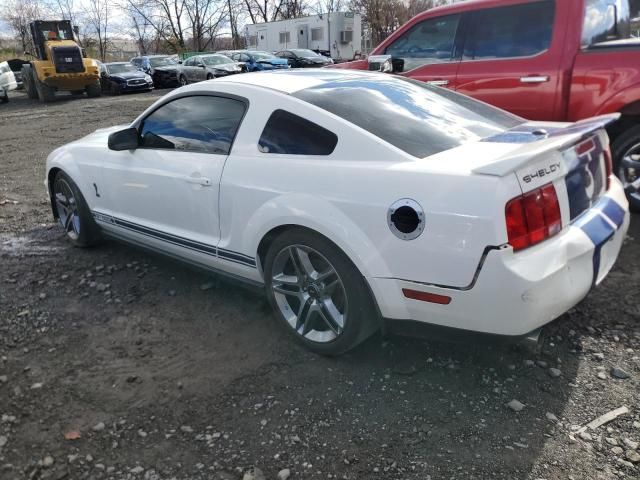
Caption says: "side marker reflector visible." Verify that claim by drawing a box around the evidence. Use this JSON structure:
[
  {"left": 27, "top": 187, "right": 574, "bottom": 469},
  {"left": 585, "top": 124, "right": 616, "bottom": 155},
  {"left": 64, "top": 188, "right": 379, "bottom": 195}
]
[{"left": 402, "top": 288, "right": 451, "bottom": 305}]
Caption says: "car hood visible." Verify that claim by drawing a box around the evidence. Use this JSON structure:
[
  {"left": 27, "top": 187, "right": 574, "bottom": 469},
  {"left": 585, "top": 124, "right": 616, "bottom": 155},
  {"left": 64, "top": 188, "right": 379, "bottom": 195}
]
[
  {"left": 209, "top": 62, "right": 243, "bottom": 72},
  {"left": 153, "top": 66, "right": 179, "bottom": 73},
  {"left": 109, "top": 71, "right": 147, "bottom": 80},
  {"left": 301, "top": 57, "right": 330, "bottom": 64},
  {"left": 256, "top": 58, "right": 288, "bottom": 66}
]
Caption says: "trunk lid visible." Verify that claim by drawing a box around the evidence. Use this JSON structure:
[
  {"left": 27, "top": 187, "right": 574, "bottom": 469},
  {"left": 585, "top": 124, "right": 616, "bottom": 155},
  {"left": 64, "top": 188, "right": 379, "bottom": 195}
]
[{"left": 473, "top": 114, "right": 618, "bottom": 221}]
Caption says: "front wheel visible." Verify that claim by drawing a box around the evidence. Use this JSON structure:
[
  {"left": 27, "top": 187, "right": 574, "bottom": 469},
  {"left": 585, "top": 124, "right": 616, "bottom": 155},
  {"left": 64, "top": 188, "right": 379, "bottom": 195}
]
[
  {"left": 52, "top": 171, "right": 102, "bottom": 247},
  {"left": 611, "top": 125, "right": 640, "bottom": 212},
  {"left": 206, "top": 73, "right": 213, "bottom": 80},
  {"left": 264, "top": 230, "right": 379, "bottom": 355},
  {"left": 179, "top": 75, "right": 188, "bottom": 86},
  {"left": 86, "top": 80, "right": 102, "bottom": 98}
]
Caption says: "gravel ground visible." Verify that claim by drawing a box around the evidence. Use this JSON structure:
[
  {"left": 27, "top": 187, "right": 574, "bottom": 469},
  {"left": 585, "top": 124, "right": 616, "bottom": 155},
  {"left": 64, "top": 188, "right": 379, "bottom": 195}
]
[{"left": 0, "top": 90, "right": 639, "bottom": 480}]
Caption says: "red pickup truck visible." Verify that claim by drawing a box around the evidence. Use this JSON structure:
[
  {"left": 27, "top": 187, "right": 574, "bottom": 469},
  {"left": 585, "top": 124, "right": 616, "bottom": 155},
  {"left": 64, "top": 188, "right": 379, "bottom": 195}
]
[{"left": 335, "top": 0, "right": 640, "bottom": 209}]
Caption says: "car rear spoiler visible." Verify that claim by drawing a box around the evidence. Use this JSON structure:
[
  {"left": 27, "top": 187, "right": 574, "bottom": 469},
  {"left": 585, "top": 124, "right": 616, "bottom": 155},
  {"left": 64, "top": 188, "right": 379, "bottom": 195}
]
[{"left": 472, "top": 114, "right": 620, "bottom": 176}]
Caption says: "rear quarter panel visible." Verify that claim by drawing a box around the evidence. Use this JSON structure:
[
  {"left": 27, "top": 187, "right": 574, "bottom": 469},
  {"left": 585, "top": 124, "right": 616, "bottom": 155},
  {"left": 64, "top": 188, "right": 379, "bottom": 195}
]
[{"left": 218, "top": 84, "right": 521, "bottom": 288}]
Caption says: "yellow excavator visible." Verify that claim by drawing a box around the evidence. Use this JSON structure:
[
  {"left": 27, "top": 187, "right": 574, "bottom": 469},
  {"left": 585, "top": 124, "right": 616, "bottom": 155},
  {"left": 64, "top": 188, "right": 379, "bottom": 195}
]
[{"left": 21, "top": 20, "right": 101, "bottom": 102}]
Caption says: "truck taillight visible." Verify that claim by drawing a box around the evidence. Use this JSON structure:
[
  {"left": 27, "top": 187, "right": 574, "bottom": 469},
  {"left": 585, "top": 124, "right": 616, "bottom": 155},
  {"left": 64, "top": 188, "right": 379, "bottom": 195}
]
[
  {"left": 603, "top": 147, "right": 612, "bottom": 190},
  {"left": 505, "top": 183, "right": 561, "bottom": 251}
]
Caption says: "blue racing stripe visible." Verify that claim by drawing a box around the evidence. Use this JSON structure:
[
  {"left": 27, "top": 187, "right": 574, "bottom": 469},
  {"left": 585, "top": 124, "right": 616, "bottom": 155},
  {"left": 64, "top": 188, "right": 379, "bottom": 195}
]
[
  {"left": 575, "top": 213, "right": 616, "bottom": 247},
  {"left": 597, "top": 198, "right": 626, "bottom": 227},
  {"left": 92, "top": 211, "right": 256, "bottom": 268}
]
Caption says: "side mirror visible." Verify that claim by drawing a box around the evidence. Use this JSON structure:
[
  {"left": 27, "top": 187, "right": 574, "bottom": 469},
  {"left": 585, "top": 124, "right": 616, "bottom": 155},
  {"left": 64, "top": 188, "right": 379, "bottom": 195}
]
[
  {"left": 108, "top": 127, "right": 139, "bottom": 151},
  {"left": 368, "top": 54, "right": 404, "bottom": 73}
]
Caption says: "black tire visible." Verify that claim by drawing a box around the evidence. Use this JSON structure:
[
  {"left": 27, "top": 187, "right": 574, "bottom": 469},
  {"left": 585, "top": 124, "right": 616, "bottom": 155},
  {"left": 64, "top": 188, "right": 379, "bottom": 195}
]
[
  {"left": 264, "top": 229, "right": 379, "bottom": 355},
  {"left": 35, "top": 76, "right": 55, "bottom": 103},
  {"left": 611, "top": 125, "right": 640, "bottom": 212},
  {"left": 0, "top": 92, "right": 8, "bottom": 103},
  {"left": 86, "top": 80, "right": 102, "bottom": 98},
  {"left": 206, "top": 73, "right": 213, "bottom": 80},
  {"left": 52, "top": 171, "right": 102, "bottom": 247},
  {"left": 179, "top": 75, "right": 188, "bottom": 86},
  {"left": 21, "top": 65, "right": 38, "bottom": 99}
]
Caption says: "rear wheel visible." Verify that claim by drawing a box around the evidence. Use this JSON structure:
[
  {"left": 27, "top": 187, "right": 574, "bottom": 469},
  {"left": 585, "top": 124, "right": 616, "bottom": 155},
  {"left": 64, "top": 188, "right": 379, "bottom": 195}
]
[
  {"left": 52, "top": 171, "right": 102, "bottom": 247},
  {"left": 86, "top": 80, "right": 101, "bottom": 98},
  {"left": 264, "top": 230, "right": 379, "bottom": 355},
  {"left": 179, "top": 75, "right": 188, "bottom": 86},
  {"left": 21, "top": 65, "right": 37, "bottom": 99},
  {"left": 611, "top": 125, "right": 640, "bottom": 212}
]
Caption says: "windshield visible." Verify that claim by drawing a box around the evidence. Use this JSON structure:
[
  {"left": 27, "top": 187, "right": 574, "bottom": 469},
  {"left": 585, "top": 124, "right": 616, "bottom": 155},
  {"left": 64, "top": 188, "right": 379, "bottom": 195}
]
[
  {"left": 582, "top": 0, "right": 640, "bottom": 45},
  {"left": 293, "top": 75, "right": 523, "bottom": 158},
  {"left": 252, "top": 52, "right": 277, "bottom": 60},
  {"left": 202, "top": 55, "right": 232, "bottom": 66},
  {"left": 107, "top": 63, "right": 138, "bottom": 74},
  {"left": 149, "top": 56, "right": 177, "bottom": 67},
  {"left": 291, "top": 49, "right": 321, "bottom": 58}
]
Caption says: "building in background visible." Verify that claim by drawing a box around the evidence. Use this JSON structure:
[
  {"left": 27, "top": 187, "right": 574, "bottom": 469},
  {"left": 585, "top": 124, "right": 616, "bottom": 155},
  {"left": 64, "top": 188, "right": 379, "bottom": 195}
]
[{"left": 245, "top": 12, "right": 362, "bottom": 61}]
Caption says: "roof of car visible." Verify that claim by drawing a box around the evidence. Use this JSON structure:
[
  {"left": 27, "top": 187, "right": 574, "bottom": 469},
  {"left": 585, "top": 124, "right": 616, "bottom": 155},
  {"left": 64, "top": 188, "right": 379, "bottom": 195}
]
[{"left": 209, "top": 69, "right": 392, "bottom": 94}]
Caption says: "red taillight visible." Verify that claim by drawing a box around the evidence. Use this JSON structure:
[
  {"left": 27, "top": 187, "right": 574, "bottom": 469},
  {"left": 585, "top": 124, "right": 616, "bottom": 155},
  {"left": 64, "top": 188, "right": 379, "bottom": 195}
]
[
  {"left": 505, "top": 182, "right": 562, "bottom": 251},
  {"left": 603, "top": 147, "right": 612, "bottom": 190}
]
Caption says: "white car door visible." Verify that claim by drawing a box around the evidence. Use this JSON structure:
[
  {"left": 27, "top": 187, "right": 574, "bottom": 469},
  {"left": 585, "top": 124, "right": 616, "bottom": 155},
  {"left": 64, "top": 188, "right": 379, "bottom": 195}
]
[{"left": 98, "top": 94, "right": 247, "bottom": 267}]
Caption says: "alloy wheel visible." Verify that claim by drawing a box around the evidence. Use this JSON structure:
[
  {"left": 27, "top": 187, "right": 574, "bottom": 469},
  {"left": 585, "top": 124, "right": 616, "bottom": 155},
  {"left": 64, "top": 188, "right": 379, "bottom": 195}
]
[
  {"left": 53, "top": 178, "right": 81, "bottom": 240},
  {"left": 270, "top": 245, "right": 347, "bottom": 343},
  {"left": 620, "top": 143, "right": 640, "bottom": 204}
]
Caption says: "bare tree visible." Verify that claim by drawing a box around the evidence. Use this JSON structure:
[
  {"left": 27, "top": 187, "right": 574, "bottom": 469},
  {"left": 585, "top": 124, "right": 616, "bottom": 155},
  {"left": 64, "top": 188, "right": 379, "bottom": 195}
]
[
  {"left": 123, "top": 0, "right": 188, "bottom": 51},
  {"left": 1, "top": 0, "right": 44, "bottom": 52},
  {"left": 85, "top": 0, "right": 109, "bottom": 60}
]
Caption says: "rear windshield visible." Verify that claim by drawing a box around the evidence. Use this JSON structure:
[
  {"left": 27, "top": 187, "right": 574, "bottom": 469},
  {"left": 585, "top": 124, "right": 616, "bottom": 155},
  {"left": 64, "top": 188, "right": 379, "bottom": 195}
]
[
  {"left": 293, "top": 75, "right": 523, "bottom": 158},
  {"left": 582, "top": 0, "right": 640, "bottom": 45}
]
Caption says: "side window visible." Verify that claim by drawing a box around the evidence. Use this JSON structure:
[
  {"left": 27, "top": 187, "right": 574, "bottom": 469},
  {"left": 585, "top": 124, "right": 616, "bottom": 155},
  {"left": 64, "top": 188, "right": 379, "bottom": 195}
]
[
  {"left": 463, "top": 1, "right": 555, "bottom": 60},
  {"left": 258, "top": 109, "right": 338, "bottom": 155},
  {"left": 385, "top": 14, "right": 460, "bottom": 71},
  {"left": 241, "top": 54, "right": 250, "bottom": 62},
  {"left": 183, "top": 57, "right": 193, "bottom": 66},
  {"left": 140, "top": 96, "right": 246, "bottom": 155}
]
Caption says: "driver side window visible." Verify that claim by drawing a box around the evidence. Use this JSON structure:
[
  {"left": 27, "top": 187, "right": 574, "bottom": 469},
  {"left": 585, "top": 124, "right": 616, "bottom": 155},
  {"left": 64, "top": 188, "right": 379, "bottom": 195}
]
[
  {"left": 139, "top": 95, "right": 246, "bottom": 155},
  {"left": 385, "top": 14, "right": 460, "bottom": 71}
]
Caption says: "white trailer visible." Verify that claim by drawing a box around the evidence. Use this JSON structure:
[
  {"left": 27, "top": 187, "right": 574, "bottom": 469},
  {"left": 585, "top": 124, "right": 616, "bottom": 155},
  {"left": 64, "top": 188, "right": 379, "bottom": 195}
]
[{"left": 245, "top": 12, "right": 362, "bottom": 61}]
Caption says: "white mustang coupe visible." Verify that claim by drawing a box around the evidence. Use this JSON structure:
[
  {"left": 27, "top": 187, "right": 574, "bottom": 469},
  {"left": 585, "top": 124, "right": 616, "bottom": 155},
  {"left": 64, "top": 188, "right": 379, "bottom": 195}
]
[{"left": 46, "top": 70, "right": 630, "bottom": 355}]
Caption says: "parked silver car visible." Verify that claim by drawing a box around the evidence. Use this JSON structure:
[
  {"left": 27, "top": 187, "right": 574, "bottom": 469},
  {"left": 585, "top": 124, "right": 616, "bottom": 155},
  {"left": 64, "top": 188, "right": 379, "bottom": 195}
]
[{"left": 177, "top": 54, "right": 245, "bottom": 85}]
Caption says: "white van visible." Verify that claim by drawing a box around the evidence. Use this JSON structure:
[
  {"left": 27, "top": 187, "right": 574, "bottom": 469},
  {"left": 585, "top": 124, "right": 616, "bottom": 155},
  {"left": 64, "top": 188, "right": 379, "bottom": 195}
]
[{"left": 0, "top": 61, "right": 19, "bottom": 103}]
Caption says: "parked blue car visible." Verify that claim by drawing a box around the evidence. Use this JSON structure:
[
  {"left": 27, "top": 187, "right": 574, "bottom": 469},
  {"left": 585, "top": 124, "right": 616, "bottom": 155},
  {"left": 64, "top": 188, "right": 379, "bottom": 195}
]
[{"left": 221, "top": 50, "right": 289, "bottom": 72}]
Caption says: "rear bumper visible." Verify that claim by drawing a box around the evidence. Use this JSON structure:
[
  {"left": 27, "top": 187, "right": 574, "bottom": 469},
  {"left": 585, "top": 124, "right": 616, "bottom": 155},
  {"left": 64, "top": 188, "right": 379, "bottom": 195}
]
[{"left": 368, "top": 178, "right": 630, "bottom": 337}]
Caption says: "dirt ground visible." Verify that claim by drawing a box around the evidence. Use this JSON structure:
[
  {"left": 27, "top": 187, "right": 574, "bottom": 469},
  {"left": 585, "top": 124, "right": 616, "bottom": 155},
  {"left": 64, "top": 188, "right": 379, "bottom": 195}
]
[{"left": 0, "top": 90, "right": 639, "bottom": 480}]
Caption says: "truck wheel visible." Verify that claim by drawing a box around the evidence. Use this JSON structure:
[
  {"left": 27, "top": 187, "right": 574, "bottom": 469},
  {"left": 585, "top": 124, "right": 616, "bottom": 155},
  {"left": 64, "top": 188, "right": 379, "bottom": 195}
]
[
  {"left": 21, "top": 65, "right": 38, "bottom": 99},
  {"left": 35, "top": 77, "right": 56, "bottom": 103},
  {"left": 611, "top": 125, "right": 640, "bottom": 212},
  {"left": 86, "top": 81, "right": 102, "bottom": 98}
]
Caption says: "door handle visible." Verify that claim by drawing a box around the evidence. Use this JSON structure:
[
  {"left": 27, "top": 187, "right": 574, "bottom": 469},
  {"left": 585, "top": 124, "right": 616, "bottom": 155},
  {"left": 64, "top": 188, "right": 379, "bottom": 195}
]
[
  {"left": 184, "top": 176, "right": 212, "bottom": 186},
  {"left": 426, "top": 79, "right": 449, "bottom": 86},
  {"left": 520, "top": 75, "right": 549, "bottom": 84}
]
